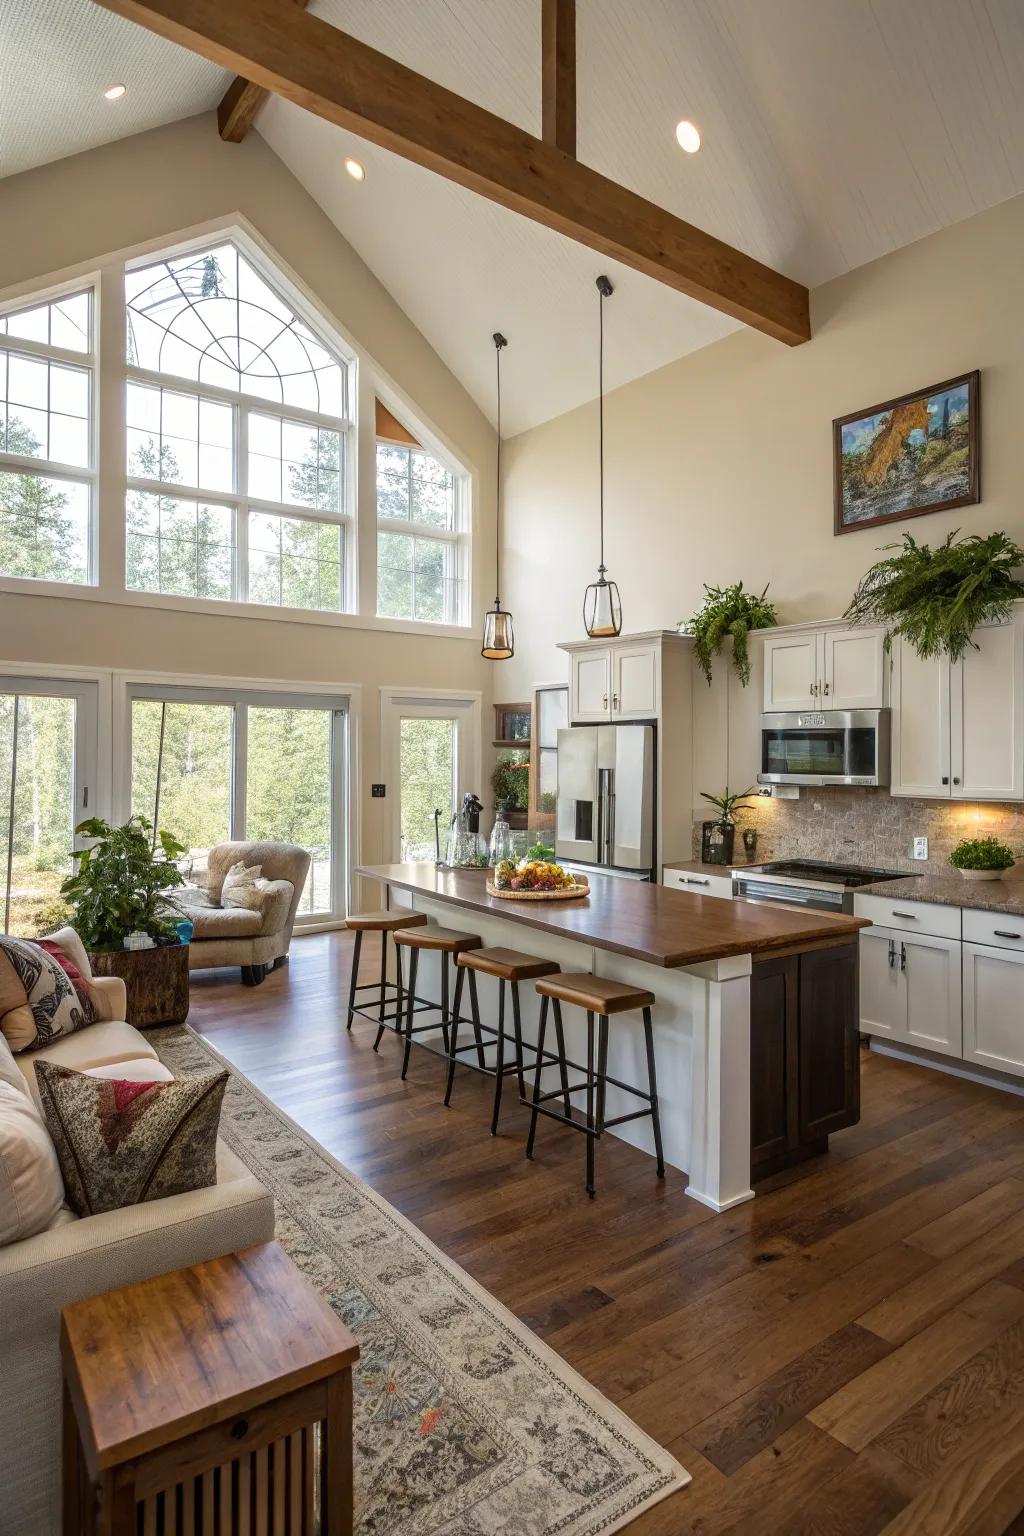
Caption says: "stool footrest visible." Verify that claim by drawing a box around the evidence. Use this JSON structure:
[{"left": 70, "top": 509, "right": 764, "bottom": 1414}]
[{"left": 604, "top": 1108, "right": 656, "bottom": 1129}]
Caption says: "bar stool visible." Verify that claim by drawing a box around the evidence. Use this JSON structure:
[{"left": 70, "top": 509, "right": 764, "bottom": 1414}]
[
  {"left": 526, "top": 973, "right": 665, "bottom": 1198},
  {"left": 449, "top": 948, "right": 562, "bottom": 1136},
  {"left": 344, "top": 910, "right": 428, "bottom": 1033},
  {"left": 393, "top": 926, "right": 482, "bottom": 1081}
]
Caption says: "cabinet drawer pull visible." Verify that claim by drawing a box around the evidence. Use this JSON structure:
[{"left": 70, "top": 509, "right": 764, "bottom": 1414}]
[
  {"left": 994, "top": 930, "right": 1022, "bottom": 940},
  {"left": 686, "top": 877, "right": 710, "bottom": 886},
  {"left": 891, "top": 911, "right": 918, "bottom": 919}
]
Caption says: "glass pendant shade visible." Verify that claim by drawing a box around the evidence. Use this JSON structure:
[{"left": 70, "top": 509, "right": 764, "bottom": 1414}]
[
  {"left": 482, "top": 604, "right": 514, "bottom": 660},
  {"left": 584, "top": 571, "right": 622, "bottom": 639}
]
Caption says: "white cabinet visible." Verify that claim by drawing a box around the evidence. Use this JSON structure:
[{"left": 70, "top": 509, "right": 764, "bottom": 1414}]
[
  {"left": 663, "top": 868, "right": 733, "bottom": 899},
  {"left": 763, "top": 627, "right": 887, "bottom": 712},
  {"left": 763, "top": 633, "right": 819, "bottom": 712},
  {"left": 613, "top": 643, "right": 659, "bottom": 719},
  {"left": 891, "top": 617, "right": 1024, "bottom": 800},
  {"left": 963, "top": 942, "right": 1024, "bottom": 1078},
  {"left": 858, "top": 924, "right": 962, "bottom": 1059},
  {"left": 571, "top": 650, "right": 612, "bottom": 722},
  {"left": 568, "top": 639, "right": 659, "bottom": 722}
]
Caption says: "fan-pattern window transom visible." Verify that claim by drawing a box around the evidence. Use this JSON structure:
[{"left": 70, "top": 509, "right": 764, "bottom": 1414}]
[{"left": 124, "top": 241, "right": 351, "bottom": 611}]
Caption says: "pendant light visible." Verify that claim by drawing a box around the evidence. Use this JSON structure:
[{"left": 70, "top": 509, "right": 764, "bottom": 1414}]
[
  {"left": 584, "top": 275, "right": 622, "bottom": 638},
  {"left": 482, "top": 330, "right": 514, "bottom": 660}
]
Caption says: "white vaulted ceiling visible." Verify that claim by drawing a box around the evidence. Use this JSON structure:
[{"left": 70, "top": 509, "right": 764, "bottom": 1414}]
[{"left": 4, "top": 0, "right": 1024, "bottom": 433}]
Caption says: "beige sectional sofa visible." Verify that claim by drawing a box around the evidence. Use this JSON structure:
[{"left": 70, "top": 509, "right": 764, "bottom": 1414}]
[{"left": 0, "top": 928, "right": 275, "bottom": 1536}]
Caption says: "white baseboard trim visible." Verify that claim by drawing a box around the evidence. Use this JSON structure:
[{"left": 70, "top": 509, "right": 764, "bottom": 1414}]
[
  {"left": 685, "top": 1186, "right": 756, "bottom": 1213},
  {"left": 868, "top": 1039, "right": 1024, "bottom": 1099}
]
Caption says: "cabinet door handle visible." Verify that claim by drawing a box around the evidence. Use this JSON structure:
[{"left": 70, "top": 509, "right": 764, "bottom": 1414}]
[
  {"left": 941, "top": 776, "right": 949, "bottom": 785},
  {"left": 602, "top": 694, "right": 608, "bottom": 710},
  {"left": 612, "top": 694, "right": 620, "bottom": 710},
  {"left": 900, "top": 941, "right": 907, "bottom": 971},
  {"left": 888, "top": 938, "right": 896, "bottom": 969},
  {"left": 994, "top": 930, "right": 1022, "bottom": 940},
  {"left": 953, "top": 777, "right": 961, "bottom": 786},
  {"left": 891, "top": 911, "right": 918, "bottom": 920},
  {"left": 823, "top": 681, "right": 830, "bottom": 696}
]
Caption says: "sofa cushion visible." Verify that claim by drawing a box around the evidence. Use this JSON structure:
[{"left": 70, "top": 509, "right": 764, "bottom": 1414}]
[
  {"left": 18, "top": 1020, "right": 159, "bottom": 1107},
  {"left": 35, "top": 1062, "right": 228, "bottom": 1217},
  {"left": 0, "top": 1031, "right": 28, "bottom": 1099},
  {"left": 0, "top": 936, "right": 96, "bottom": 1053},
  {"left": 0, "top": 1081, "right": 64, "bottom": 1245},
  {"left": 190, "top": 905, "right": 265, "bottom": 939},
  {"left": 85, "top": 1057, "right": 175, "bottom": 1085},
  {"left": 221, "top": 861, "right": 268, "bottom": 911}
]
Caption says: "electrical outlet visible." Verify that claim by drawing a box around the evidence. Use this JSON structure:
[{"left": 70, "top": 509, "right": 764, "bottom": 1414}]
[{"left": 912, "top": 835, "right": 928, "bottom": 860}]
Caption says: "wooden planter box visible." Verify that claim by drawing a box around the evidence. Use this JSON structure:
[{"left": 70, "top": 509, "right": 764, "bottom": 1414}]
[{"left": 88, "top": 943, "right": 190, "bottom": 1029}]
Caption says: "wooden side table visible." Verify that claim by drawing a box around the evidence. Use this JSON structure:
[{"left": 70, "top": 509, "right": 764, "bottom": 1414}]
[{"left": 61, "top": 1242, "right": 359, "bottom": 1536}]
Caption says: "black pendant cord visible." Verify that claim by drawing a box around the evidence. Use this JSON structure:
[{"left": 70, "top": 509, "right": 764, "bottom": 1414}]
[
  {"left": 596, "top": 275, "right": 613, "bottom": 576},
  {"left": 493, "top": 331, "right": 507, "bottom": 607}
]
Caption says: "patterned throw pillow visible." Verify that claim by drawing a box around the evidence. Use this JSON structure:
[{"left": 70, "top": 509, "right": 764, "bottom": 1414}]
[
  {"left": 0, "top": 936, "right": 97, "bottom": 1053},
  {"left": 34, "top": 1062, "right": 227, "bottom": 1216},
  {"left": 221, "top": 861, "right": 269, "bottom": 912}
]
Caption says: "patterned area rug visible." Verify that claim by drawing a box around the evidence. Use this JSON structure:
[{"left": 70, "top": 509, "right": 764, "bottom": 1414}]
[{"left": 152, "top": 1026, "right": 689, "bottom": 1535}]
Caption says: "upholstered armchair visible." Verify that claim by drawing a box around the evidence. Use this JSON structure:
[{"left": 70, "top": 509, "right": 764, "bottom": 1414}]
[{"left": 169, "top": 841, "right": 311, "bottom": 986}]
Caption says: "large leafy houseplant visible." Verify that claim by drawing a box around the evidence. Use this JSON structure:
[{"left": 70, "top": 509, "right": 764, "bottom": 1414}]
[
  {"left": 699, "top": 786, "right": 758, "bottom": 828},
  {"left": 685, "top": 582, "right": 777, "bottom": 686},
  {"left": 60, "top": 816, "right": 187, "bottom": 951},
  {"left": 845, "top": 529, "right": 1024, "bottom": 661}
]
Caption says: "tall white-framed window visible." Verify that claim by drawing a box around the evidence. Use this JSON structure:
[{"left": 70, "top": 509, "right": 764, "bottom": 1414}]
[
  {"left": 0, "top": 285, "right": 96, "bottom": 586},
  {"left": 123, "top": 239, "right": 353, "bottom": 612},
  {"left": 375, "top": 402, "right": 469, "bottom": 625}
]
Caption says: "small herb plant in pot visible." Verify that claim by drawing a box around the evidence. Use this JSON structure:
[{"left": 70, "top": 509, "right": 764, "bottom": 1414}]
[
  {"left": 948, "top": 836, "right": 1016, "bottom": 883},
  {"left": 699, "top": 786, "right": 757, "bottom": 866}
]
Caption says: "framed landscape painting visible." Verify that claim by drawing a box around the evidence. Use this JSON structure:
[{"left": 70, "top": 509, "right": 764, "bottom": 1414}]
[{"left": 833, "top": 370, "right": 979, "bottom": 535}]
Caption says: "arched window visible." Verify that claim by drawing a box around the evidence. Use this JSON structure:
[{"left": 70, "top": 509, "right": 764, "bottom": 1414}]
[{"left": 124, "top": 239, "right": 353, "bottom": 611}]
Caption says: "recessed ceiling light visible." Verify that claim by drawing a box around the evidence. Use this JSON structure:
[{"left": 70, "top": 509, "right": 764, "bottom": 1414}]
[
  {"left": 103, "top": 83, "right": 127, "bottom": 101},
  {"left": 344, "top": 158, "right": 365, "bottom": 182},
  {"left": 675, "top": 119, "right": 701, "bottom": 154}
]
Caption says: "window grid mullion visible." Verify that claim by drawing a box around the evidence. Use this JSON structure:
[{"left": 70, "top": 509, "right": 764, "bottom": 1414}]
[{"left": 237, "top": 402, "right": 249, "bottom": 602}]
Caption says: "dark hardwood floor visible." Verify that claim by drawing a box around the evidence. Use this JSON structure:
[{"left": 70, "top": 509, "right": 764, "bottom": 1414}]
[{"left": 191, "top": 931, "right": 1024, "bottom": 1535}]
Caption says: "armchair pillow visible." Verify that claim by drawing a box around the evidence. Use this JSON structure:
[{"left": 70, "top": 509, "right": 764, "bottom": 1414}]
[
  {"left": 221, "top": 861, "right": 270, "bottom": 912},
  {"left": 35, "top": 1062, "right": 227, "bottom": 1217},
  {"left": 0, "top": 937, "right": 97, "bottom": 1054}
]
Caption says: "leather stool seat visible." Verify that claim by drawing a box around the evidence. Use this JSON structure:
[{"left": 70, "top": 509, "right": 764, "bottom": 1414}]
[
  {"left": 457, "top": 947, "right": 559, "bottom": 983},
  {"left": 345, "top": 910, "right": 428, "bottom": 933},
  {"left": 535, "top": 973, "right": 656, "bottom": 1015},
  {"left": 395, "top": 926, "right": 482, "bottom": 954}
]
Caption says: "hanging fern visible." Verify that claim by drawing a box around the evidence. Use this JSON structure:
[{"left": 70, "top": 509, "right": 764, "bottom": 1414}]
[
  {"left": 844, "top": 530, "right": 1024, "bottom": 662},
  {"left": 685, "top": 582, "right": 778, "bottom": 686}
]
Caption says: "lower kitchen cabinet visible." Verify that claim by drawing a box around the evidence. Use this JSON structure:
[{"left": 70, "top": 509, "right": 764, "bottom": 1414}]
[
  {"left": 750, "top": 939, "right": 859, "bottom": 1179},
  {"left": 858, "top": 924, "right": 962, "bottom": 1059},
  {"left": 963, "top": 942, "right": 1024, "bottom": 1077}
]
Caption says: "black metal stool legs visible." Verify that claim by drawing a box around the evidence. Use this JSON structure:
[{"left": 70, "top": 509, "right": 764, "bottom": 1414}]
[
  {"left": 374, "top": 944, "right": 402, "bottom": 1051},
  {"left": 643, "top": 1006, "right": 666, "bottom": 1178},
  {"left": 490, "top": 982, "right": 506, "bottom": 1136},
  {"left": 526, "top": 995, "right": 549, "bottom": 1160},
  {"left": 401, "top": 948, "right": 419, "bottom": 1080},
  {"left": 345, "top": 929, "right": 364, "bottom": 1030},
  {"left": 444, "top": 966, "right": 469, "bottom": 1107}
]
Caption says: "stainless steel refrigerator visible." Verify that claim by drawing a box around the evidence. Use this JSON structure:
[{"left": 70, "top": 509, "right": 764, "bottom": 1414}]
[{"left": 555, "top": 723, "right": 655, "bottom": 878}]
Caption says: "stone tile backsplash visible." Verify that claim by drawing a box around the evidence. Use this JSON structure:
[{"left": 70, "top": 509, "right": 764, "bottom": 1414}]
[{"left": 693, "top": 788, "right": 1024, "bottom": 876}]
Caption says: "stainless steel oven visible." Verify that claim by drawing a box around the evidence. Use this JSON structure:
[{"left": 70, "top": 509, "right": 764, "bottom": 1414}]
[{"left": 758, "top": 709, "right": 890, "bottom": 788}]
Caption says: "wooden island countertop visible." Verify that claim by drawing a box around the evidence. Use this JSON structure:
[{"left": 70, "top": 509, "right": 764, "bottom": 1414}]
[{"left": 357, "top": 863, "right": 867, "bottom": 969}]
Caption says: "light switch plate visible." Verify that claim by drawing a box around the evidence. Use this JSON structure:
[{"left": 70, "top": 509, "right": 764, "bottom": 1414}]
[{"left": 912, "top": 836, "right": 928, "bottom": 860}]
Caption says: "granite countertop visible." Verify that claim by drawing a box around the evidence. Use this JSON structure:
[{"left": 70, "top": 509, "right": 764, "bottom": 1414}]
[
  {"left": 860, "top": 874, "right": 1024, "bottom": 915},
  {"left": 358, "top": 863, "right": 866, "bottom": 969}
]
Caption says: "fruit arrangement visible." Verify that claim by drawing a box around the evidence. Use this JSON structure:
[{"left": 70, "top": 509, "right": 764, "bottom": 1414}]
[{"left": 493, "top": 858, "right": 580, "bottom": 893}]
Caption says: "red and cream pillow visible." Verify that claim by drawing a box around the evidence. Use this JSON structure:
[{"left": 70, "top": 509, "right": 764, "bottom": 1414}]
[{"left": 0, "top": 936, "right": 98, "bottom": 1054}]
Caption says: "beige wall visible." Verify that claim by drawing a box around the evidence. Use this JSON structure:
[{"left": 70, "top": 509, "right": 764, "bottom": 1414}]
[
  {"left": 0, "top": 113, "right": 498, "bottom": 889},
  {"left": 499, "top": 192, "right": 1024, "bottom": 699}
]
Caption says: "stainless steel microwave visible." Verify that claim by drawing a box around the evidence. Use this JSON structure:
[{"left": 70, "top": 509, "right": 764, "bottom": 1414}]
[{"left": 758, "top": 709, "right": 890, "bottom": 788}]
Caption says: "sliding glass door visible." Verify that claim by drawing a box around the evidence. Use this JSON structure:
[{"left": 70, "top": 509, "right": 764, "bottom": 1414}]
[
  {"left": 127, "top": 684, "right": 347, "bottom": 922},
  {"left": 381, "top": 693, "right": 479, "bottom": 864},
  {"left": 0, "top": 677, "right": 98, "bottom": 936}
]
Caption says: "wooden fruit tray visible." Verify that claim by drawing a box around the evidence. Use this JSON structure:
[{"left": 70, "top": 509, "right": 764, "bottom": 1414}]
[{"left": 486, "top": 879, "right": 589, "bottom": 901}]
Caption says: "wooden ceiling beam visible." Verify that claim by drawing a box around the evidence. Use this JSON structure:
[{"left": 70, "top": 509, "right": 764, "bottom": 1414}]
[
  {"left": 217, "top": 0, "right": 309, "bottom": 143},
  {"left": 542, "top": 0, "right": 576, "bottom": 158},
  {"left": 93, "top": 0, "right": 811, "bottom": 345}
]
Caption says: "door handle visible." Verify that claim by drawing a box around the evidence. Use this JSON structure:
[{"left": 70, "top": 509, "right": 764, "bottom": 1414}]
[
  {"left": 602, "top": 694, "right": 608, "bottom": 710},
  {"left": 612, "top": 694, "right": 620, "bottom": 710},
  {"left": 823, "top": 681, "right": 830, "bottom": 696},
  {"left": 891, "top": 911, "right": 918, "bottom": 920},
  {"left": 888, "top": 938, "right": 896, "bottom": 969},
  {"left": 900, "top": 941, "right": 907, "bottom": 972},
  {"left": 994, "top": 930, "right": 1022, "bottom": 940}
]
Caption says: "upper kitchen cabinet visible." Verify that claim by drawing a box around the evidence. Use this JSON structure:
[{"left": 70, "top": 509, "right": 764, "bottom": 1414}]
[
  {"left": 763, "top": 626, "right": 887, "bottom": 712},
  {"left": 891, "top": 613, "right": 1024, "bottom": 800},
  {"left": 563, "top": 632, "right": 687, "bottom": 723}
]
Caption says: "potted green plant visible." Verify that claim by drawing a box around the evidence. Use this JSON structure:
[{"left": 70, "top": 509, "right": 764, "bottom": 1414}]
[
  {"left": 699, "top": 786, "right": 757, "bottom": 865},
  {"left": 683, "top": 582, "right": 778, "bottom": 686},
  {"left": 948, "top": 836, "right": 1017, "bottom": 883},
  {"left": 60, "top": 815, "right": 192, "bottom": 1026},
  {"left": 845, "top": 529, "right": 1024, "bottom": 661}
]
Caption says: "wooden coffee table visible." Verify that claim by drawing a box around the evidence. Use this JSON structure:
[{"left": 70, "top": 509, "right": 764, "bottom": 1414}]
[{"left": 61, "top": 1241, "right": 360, "bottom": 1536}]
